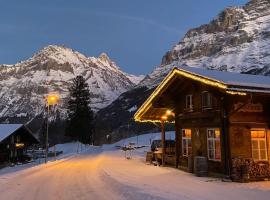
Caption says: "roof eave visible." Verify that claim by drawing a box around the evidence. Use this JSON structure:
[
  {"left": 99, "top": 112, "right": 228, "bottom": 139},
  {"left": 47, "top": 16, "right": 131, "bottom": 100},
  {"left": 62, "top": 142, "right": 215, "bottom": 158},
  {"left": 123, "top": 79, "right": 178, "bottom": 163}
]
[
  {"left": 134, "top": 68, "right": 179, "bottom": 122},
  {"left": 134, "top": 67, "right": 270, "bottom": 122}
]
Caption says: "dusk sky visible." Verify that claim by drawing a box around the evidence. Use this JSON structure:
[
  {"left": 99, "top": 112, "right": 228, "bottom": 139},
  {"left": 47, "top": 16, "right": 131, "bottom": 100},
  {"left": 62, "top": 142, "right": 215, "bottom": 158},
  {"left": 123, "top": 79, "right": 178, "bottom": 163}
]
[{"left": 0, "top": 0, "right": 248, "bottom": 75}]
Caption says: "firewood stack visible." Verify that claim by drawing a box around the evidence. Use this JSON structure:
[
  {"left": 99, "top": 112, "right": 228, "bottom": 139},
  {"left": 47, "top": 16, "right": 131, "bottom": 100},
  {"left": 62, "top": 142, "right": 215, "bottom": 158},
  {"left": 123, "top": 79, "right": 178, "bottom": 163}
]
[{"left": 231, "top": 158, "right": 270, "bottom": 182}]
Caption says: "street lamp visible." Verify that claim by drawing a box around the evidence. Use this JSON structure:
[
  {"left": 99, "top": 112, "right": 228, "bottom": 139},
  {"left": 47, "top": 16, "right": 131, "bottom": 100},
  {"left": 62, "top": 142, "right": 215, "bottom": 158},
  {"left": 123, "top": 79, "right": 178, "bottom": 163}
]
[
  {"left": 47, "top": 94, "right": 59, "bottom": 106},
  {"left": 45, "top": 94, "right": 59, "bottom": 163}
]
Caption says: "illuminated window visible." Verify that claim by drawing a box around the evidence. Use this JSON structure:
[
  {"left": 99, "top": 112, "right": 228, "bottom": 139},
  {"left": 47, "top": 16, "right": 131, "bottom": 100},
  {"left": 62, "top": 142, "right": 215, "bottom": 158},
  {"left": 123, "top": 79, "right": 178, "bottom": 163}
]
[
  {"left": 251, "top": 130, "right": 268, "bottom": 161},
  {"left": 202, "top": 91, "right": 212, "bottom": 109},
  {"left": 185, "top": 95, "right": 193, "bottom": 111},
  {"left": 207, "top": 128, "right": 221, "bottom": 161},
  {"left": 182, "top": 129, "right": 192, "bottom": 156}
]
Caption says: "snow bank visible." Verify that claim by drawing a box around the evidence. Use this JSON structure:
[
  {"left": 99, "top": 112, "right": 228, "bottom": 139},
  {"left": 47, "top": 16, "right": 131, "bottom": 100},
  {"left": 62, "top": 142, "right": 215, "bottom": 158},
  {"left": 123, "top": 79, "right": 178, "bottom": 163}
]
[{"left": 0, "top": 142, "right": 92, "bottom": 175}]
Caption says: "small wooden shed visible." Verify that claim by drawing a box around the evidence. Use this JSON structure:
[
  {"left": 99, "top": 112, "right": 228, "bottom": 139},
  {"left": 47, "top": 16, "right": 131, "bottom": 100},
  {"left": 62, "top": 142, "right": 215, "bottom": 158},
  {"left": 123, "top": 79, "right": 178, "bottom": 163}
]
[{"left": 0, "top": 124, "right": 39, "bottom": 163}]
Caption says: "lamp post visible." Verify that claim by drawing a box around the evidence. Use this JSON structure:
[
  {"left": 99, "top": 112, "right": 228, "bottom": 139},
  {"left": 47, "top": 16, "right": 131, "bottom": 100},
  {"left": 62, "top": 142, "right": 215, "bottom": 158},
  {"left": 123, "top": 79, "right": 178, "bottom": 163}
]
[{"left": 45, "top": 94, "right": 59, "bottom": 163}]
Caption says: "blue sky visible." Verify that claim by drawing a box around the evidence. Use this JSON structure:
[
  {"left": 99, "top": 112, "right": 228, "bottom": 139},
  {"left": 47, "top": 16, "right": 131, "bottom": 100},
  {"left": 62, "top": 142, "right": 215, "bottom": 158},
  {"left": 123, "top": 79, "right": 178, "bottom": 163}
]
[{"left": 0, "top": 0, "right": 248, "bottom": 75}]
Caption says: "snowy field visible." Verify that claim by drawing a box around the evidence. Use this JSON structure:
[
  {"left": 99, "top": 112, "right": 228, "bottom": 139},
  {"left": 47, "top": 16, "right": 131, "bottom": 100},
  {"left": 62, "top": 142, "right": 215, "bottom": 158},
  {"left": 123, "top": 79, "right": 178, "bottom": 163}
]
[{"left": 0, "top": 132, "right": 270, "bottom": 200}]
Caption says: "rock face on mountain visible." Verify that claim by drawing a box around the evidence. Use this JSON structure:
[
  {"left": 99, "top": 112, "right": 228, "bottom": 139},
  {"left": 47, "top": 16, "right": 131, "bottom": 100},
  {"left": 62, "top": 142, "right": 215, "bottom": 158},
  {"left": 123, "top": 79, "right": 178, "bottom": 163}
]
[
  {"left": 0, "top": 45, "right": 141, "bottom": 121},
  {"left": 140, "top": 0, "right": 270, "bottom": 88},
  {"left": 96, "top": 0, "right": 270, "bottom": 142}
]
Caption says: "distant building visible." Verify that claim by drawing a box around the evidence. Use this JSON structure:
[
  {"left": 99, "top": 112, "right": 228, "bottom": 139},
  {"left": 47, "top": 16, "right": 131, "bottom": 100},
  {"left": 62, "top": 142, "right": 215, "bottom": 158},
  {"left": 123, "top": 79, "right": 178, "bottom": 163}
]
[
  {"left": 135, "top": 66, "right": 270, "bottom": 182},
  {"left": 0, "top": 124, "right": 39, "bottom": 163}
]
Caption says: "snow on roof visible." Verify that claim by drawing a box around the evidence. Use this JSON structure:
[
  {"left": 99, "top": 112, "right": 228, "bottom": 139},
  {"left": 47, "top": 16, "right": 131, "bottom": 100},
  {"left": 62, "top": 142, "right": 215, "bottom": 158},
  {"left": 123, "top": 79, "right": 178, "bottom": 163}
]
[
  {"left": 178, "top": 66, "right": 270, "bottom": 90},
  {"left": 0, "top": 124, "right": 23, "bottom": 142},
  {"left": 135, "top": 66, "right": 270, "bottom": 122}
]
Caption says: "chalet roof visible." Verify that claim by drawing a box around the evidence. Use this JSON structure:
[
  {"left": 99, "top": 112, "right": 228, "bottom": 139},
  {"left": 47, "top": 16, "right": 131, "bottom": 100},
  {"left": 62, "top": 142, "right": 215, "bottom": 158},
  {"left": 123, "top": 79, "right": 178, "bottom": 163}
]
[
  {"left": 179, "top": 66, "right": 270, "bottom": 91},
  {"left": 134, "top": 66, "right": 270, "bottom": 123},
  {"left": 0, "top": 124, "right": 25, "bottom": 142}
]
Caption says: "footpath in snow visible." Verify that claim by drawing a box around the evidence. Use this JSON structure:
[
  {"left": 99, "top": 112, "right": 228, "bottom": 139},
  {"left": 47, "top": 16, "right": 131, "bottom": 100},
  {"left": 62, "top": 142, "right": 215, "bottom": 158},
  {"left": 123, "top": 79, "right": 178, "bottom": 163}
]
[{"left": 0, "top": 132, "right": 270, "bottom": 200}]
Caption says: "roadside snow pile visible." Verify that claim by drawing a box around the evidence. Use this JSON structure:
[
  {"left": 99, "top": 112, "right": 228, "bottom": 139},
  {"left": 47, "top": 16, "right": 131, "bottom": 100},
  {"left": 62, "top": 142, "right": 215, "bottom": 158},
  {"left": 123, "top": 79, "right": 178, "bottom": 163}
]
[
  {"left": 0, "top": 142, "right": 90, "bottom": 175},
  {"left": 49, "top": 141, "right": 87, "bottom": 158}
]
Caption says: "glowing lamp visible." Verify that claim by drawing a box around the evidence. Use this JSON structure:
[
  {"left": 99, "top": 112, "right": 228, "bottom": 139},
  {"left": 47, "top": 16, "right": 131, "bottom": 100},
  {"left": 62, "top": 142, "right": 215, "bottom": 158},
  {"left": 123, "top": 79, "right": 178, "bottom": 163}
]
[
  {"left": 166, "top": 110, "right": 172, "bottom": 115},
  {"left": 215, "top": 129, "right": 220, "bottom": 137},
  {"left": 15, "top": 143, "right": 25, "bottom": 148},
  {"left": 46, "top": 94, "right": 59, "bottom": 106},
  {"left": 161, "top": 116, "right": 168, "bottom": 120}
]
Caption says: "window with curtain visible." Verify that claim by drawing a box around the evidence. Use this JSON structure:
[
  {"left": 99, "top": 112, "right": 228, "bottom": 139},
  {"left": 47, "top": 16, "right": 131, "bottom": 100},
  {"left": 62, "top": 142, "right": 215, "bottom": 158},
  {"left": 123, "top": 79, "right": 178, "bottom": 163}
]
[
  {"left": 182, "top": 129, "right": 192, "bottom": 156},
  {"left": 251, "top": 129, "right": 268, "bottom": 161}
]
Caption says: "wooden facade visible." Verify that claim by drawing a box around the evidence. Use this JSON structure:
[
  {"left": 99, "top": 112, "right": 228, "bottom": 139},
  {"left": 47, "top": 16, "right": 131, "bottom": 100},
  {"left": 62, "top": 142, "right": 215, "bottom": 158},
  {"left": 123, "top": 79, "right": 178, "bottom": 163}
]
[
  {"left": 0, "top": 124, "right": 39, "bottom": 163},
  {"left": 135, "top": 67, "right": 270, "bottom": 181}
]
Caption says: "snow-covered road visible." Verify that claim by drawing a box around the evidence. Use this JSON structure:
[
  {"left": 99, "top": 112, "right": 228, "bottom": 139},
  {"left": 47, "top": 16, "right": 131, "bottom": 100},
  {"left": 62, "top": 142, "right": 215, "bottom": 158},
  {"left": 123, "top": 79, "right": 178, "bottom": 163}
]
[{"left": 0, "top": 137, "right": 270, "bottom": 200}]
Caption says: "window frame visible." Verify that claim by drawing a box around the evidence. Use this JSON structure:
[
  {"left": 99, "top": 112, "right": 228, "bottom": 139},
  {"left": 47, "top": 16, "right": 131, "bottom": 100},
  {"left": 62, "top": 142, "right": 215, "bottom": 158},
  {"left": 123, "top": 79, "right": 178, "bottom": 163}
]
[
  {"left": 251, "top": 129, "right": 268, "bottom": 161},
  {"left": 185, "top": 94, "right": 193, "bottom": 111},
  {"left": 182, "top": 129, "right": 192, "bottom": 157},
  {"left": 207, "top": 128, "right": 221, "bottom": 162},
  {"left": 202, "top": 91, "right": 212, "bottom": 110}
]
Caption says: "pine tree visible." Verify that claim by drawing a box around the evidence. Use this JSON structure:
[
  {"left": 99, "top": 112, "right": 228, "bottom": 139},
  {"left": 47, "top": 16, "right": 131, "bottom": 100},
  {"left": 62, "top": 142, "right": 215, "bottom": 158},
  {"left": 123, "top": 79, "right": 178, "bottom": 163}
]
[{"left": 66, "top": 76, "right": 94, "bottom": 144}]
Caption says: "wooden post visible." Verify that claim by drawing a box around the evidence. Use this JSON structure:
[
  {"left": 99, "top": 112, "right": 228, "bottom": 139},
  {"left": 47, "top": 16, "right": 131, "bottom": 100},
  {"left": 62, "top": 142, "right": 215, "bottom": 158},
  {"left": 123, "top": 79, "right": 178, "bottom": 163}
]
[
  {"left": 221, "top": 97, "right": 231, "bottom": 177},
  {"left": 175, "top": 118, "right": 180, "bottom": 168},
  {"left": 45, "top": 104, "right": 49, "bottom": 163},
  {"left": 161, "top": 120, "right": 166, "bottom": 167}
]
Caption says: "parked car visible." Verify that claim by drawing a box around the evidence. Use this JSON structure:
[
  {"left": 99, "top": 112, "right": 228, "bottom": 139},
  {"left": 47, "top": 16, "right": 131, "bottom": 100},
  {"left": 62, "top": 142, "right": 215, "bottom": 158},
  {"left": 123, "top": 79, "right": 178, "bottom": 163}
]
[
  {"left": 151, "top": 139, "right": 175, "bottom": 155},
  {"left": 150, "top": 139, "right": 175, "bottom": 165}
]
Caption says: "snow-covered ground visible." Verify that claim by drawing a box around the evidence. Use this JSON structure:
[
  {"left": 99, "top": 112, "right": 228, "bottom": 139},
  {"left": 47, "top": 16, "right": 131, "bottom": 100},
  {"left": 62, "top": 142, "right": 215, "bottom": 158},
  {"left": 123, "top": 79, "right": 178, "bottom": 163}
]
[
  {"left": 0, "top": 133, "right": 270, "bottom": 200},
  {"left": 0, "top": 141, "right": 90, "bottom": 175}
]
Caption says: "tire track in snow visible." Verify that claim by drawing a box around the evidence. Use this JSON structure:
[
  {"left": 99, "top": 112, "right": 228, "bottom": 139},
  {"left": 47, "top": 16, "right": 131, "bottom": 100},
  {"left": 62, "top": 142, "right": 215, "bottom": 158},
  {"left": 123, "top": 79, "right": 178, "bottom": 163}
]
[{"left": 99, "top": 170, "right": 167, "bottom": 200}]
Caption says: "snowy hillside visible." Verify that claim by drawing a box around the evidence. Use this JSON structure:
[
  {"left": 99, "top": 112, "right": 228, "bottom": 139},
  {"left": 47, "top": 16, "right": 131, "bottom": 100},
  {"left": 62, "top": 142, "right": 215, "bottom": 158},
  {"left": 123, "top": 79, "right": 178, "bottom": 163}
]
[
  {"left": 0, "top": 45, "right": 141, "bottom": 119},
  {"left": 125, "top": 73, "right": 145, "bottom": 85},
  {"left": 139, "top": 0, "right": 270, "bottom": 88}
]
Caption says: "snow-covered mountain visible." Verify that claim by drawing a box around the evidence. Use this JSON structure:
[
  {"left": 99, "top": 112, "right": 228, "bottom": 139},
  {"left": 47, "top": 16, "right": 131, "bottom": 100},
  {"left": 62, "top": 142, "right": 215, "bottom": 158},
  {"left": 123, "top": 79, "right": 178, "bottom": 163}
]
[
  {"left": 96, "top": 0, "right": 270, "bottom": 140},
  {"left": 140, "top": 0, "right": 270, "bottom": 88},
  {"left": 0, "top": 45, "right": 141, "bottom": 119}
]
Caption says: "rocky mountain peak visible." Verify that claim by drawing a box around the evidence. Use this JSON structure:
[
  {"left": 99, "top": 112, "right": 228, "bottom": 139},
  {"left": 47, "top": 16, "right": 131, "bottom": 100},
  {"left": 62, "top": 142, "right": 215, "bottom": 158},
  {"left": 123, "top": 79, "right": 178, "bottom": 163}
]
[
  {"left": 143, "top": 0, "right": 270, "bottom": 88},
  {"left": 0, "top": 45, "right": 142, "bottom": 120},
  {"left": 34, "top": 45, "right": 70, "bottom": 58},
  {"left": 245, "top": 0, "right": 270, "bottom": 12},
  {"left": 98, "top": 52, "right": 111, "bottom": 63},
  {"left": 31, "top": 45, "right": 88, "bottom": 67},
  {"left": 39, "top": 44, "right": 65, "bottom": 52}
]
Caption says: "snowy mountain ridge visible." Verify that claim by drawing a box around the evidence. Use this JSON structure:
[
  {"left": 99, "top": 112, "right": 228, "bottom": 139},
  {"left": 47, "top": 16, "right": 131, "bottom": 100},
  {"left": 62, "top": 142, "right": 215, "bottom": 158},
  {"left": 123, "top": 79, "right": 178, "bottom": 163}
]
[
  {"left": 95, "top": 0, "right": 270, "bottom": 140},
  {"left": 0, "top": 45, "right": 142, "bottom": 119},
  {"left": 139, "top": 0, "right": 270, "bottom": 88}
]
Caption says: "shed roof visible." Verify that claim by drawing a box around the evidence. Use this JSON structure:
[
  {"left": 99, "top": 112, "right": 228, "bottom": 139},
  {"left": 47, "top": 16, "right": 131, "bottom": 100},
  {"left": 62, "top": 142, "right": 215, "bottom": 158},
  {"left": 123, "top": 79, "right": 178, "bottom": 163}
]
[{"left": 0, "top": 124, "right": 24, "bottom": 142}]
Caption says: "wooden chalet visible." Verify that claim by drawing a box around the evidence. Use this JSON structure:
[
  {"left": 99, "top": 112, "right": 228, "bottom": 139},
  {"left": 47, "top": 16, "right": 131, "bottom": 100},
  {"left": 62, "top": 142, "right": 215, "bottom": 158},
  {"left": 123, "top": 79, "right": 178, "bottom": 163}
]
[
  {"left": 0, "top": 124, "right": 39, "bottom": 163},
  {"left": 135, "top": 66, "right": 270, "bottom": 181}
]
